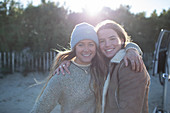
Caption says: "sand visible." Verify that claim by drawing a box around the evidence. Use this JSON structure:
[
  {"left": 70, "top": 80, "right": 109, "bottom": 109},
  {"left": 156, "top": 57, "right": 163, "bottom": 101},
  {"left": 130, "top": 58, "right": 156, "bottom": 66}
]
[{"left": 0, "top": 70, "right": 169, "bottom": 113}]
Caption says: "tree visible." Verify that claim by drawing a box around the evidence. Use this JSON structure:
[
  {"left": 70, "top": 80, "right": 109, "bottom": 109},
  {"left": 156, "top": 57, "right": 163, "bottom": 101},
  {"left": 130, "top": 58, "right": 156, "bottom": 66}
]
[
  {"left": 0, "top": 0, "right": 23, "bottom": 52},
  {"left": 159, "top": 9, "right": 170, "bottom": 30},
  {"left": 20, "top": 2, "right": 70, "bottom": 52}
]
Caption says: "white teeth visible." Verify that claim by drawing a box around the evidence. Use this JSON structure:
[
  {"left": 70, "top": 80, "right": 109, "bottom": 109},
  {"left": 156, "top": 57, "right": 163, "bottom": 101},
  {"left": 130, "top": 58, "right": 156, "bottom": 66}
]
[
  {"left": 106, "top": 49, "right": 113, "bottom": 52},
  {"left": 83, "top": 54, "right": 91, "bottom": 56}
]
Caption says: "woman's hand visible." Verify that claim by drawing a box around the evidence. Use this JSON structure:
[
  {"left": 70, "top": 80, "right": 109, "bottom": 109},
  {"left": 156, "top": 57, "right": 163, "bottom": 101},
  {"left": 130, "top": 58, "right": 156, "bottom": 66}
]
[
  {"left": 53, "top": 60, "right": 71, "bottom": 75},
  {"left": 123, "top": 49, "right": 144, "bottom": 72}
]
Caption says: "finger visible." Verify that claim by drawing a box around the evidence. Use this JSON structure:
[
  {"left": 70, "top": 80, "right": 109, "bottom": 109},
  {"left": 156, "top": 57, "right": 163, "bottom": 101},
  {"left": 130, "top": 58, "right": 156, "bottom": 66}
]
[
  {"left": 59, "top": 65, "right": 65, "bottom": 75},
  {"left": 60, "top": 60, "right": 70, "bottom": 73},
  {"left": 63, "top": 64, "right": 71, "bottom": 74},
  {"left": 123, "top": 56, "right": 128, "bottom": 67},
  {"left": 66, "top": 61, "right": 71, "bottom": 67},
  {"left": 56, "top": 68, "right": 60, "bottom": 75},
  {"left": 139, "top": 56, "right": 144, "bottom": 72},
  {"left": 135, "top": 60, "right": 140, "bottom": 72},
  {"left": 131, "top": 60, "right": 136, "bottom": 71},
  {"left": 52, "top": 68, "right": 58, "bottom": 75}
]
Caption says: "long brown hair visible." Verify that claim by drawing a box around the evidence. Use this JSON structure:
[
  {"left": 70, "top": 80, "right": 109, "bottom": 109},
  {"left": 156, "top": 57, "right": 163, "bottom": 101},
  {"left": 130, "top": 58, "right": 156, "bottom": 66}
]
[
  {"left": 37, "top": 45, "right": 107, "bottom": 113},
  {"left": 90, "top": 47, "right": 107, "bottom": 113},
  {"left": 94, "top": 20, "right": 132, "bottom": 111},
  {"left": 36, "top": 49, "right": 76, "bottom": 101},
  {"left": 95, "top": 20, "right": 131, "bottom": 48}
]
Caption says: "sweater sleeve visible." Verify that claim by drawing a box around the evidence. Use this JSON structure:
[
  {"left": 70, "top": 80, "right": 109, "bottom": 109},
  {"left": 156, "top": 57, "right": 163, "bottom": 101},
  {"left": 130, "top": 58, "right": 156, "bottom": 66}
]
[
  {"left": 125, "top": 42, "right": 143, "bottom": 55},
  {"left": 117, "top": 63, "right": 150, "bottom": 113},
  {"left": 30, "top": 74, "right": 63, "bottom": 113}
]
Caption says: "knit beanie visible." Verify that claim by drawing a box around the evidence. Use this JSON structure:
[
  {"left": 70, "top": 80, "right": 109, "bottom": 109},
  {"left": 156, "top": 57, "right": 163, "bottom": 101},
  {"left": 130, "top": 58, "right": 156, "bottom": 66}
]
[{"left": 70, "top": 22, "right": 99, "bottom": 49}]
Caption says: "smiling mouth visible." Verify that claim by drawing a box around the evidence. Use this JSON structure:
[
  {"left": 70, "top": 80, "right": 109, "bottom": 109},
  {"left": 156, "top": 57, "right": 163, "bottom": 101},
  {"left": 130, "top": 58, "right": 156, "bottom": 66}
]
[
  {"left": 106, "top": 48, "right": 114, "bottom": 52},
  {"left": 82, "top": 54, "right": 91, "bottom": 57}
]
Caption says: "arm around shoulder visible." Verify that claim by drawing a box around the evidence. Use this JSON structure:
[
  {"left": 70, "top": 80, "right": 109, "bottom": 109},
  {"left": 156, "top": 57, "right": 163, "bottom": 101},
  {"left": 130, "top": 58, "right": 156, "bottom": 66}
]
[{"left": 125, "top": 42, "right": 143, "bottom": 55}]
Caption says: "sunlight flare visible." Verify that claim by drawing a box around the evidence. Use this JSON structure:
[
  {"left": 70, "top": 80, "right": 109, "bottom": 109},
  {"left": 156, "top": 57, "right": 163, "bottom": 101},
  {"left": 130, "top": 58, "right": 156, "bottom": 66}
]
[
  {"left": 61, "top": 0, "right": 104, "bottom": 16},
  {"left": 83, "top": 0, "right": 103, "bottom": 16}
]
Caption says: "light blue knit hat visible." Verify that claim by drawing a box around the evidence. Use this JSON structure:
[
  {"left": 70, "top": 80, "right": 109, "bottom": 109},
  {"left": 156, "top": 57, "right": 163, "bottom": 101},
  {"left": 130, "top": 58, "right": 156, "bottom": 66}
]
[{"left": 70, "top": 22, "right": 99, "bottom": 49}]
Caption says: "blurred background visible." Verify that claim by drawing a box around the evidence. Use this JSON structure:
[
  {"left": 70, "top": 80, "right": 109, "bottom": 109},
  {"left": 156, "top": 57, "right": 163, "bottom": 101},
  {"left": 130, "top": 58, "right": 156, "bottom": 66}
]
[
  {"left": 0, "top": 0, "right": 170, "bottom": 113},
  {"left": 0, "top": 0, "right": 170, "bottom": 73}
]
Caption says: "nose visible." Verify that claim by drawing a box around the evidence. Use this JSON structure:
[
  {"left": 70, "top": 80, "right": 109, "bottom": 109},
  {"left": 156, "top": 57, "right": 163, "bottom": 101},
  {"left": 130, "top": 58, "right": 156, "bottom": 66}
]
[
  {"left": 105, "top": 40, "right": 110, "bottom": 47},
  {"left": 84, "top": 45, "right": 89, "bottom": 52}
]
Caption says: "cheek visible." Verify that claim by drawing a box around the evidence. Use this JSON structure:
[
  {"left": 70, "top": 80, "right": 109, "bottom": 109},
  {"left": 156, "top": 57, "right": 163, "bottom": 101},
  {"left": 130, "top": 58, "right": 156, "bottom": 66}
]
[
  {"left": 75, "top": 48, "right": 82, "bottom": 55},
  {"left": 91, "top": 46, "right": 97, "bottom": 53},
  {"left": 113, "top": 39, "right": 121, "bottom": 45},
  {"left": 99, "top": 44, "right": 104, "bottom": 49}
]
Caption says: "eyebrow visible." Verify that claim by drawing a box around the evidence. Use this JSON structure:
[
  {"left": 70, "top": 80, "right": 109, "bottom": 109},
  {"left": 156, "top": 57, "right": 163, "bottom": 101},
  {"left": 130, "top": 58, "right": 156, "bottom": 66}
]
[
  {"left": 108, "top": 35, "right": 116, "bottom": 38},
  {"left": 89, "top": 42, "right": 95, "bottom": 43}
]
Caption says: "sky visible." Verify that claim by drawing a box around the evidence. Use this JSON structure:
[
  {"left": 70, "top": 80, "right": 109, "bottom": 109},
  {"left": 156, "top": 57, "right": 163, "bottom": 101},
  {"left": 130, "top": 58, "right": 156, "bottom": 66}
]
[{"left": 18, "top": 0, "right": 170, "bottom": 17}]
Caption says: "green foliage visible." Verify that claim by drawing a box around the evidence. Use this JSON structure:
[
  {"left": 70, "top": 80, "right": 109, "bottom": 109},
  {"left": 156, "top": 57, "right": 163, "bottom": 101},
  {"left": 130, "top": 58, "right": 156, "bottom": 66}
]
[
  {"left": 0, "top": 0, "right": 24, "bottom": 52},
  {"left": 0, "top": 0, "right": 71, "bottom": 52},
  {"left": 20, "top": 2, "right": 70, "bottom": 52},
  {"left": 0, "top": 1, "right": 170, "bottom": 53}
]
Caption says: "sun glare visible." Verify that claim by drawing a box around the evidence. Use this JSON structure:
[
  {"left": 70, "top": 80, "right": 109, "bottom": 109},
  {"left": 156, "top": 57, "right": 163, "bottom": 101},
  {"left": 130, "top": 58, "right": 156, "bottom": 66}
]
[
  {"left": 62, "top": 0, "right": 104, "bottom": 16},
  {"left": 84, "top": 0, "right": 103, "bottom": 16},
  {"left": 19, "top": 0, "right": 170, "bottom": 18}
]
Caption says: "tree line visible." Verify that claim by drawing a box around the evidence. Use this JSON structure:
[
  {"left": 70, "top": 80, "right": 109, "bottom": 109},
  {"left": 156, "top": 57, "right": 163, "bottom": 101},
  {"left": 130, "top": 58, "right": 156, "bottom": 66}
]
[{"left": 0, "top": 0, "right": 170, "bottom": 53}]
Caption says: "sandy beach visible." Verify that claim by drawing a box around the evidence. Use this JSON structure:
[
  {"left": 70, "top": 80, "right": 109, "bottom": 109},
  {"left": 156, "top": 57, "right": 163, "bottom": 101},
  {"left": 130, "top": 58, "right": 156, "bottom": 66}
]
[{"left": 0, "top": 70, "right": 169, "bottom": 113}]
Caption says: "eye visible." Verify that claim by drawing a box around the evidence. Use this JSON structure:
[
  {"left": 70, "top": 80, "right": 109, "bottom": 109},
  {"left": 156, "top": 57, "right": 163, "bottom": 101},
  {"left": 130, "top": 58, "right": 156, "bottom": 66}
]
[
  {"left": 77, "top": 43, "right": 83, "bottom": 47},
  {"left": 89, "top": 43, "right": 95, "bottom": 47},
  {"left": 99, "top": 40, "right": 104, "bottom": 43}
]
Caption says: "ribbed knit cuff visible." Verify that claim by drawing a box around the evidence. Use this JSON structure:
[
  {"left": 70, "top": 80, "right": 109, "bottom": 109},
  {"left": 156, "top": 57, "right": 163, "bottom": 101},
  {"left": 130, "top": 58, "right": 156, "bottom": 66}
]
[{"left": 125, "top": 42, "right": 143, "bottom": 55}]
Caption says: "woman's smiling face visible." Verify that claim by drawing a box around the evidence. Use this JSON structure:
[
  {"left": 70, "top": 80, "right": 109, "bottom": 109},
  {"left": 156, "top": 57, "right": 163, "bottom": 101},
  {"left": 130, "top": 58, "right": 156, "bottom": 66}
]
[
  {"left": 74, "top": 39, "right": 96, "bottom": 65},
  {"left": 98, "top": 29, "right": 124, "bottom": 58}
]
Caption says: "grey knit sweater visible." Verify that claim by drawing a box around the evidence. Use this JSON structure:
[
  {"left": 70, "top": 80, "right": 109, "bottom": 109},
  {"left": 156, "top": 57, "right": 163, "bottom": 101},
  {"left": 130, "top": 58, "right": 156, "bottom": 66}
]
[{"left": 30, "top": 61, "right": 96, "bottom": 113}]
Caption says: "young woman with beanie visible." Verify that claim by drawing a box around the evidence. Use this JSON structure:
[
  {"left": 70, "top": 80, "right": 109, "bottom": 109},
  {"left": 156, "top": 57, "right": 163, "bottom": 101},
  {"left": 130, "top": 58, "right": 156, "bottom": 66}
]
[{"left": 30, "top": 22, "right": 107, "bottom": 113}]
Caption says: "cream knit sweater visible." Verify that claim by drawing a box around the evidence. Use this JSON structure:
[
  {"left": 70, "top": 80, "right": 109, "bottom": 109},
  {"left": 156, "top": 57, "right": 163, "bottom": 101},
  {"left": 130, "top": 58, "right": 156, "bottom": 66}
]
[{"left": 30, "top": 62, "right": 95, "bottom": 113}]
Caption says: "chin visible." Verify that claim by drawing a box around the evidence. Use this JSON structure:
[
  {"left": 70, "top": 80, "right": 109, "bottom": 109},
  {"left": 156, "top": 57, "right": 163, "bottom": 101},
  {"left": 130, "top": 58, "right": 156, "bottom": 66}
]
[{"left": 105, "top": 53, "right": 115, "bottom": 59}]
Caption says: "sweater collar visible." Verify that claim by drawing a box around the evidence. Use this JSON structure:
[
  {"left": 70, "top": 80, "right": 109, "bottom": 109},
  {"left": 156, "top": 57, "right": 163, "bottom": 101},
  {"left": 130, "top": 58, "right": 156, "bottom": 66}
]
[
  {"left": 71, "top": 60, "right": 91, "bottom": 67},
  {"left": 110, "top": 49, "right": 126, "bottom": 63}
]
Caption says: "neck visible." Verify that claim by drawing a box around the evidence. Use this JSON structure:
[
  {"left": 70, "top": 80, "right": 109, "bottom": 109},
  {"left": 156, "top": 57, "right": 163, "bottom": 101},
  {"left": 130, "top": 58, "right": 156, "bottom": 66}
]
[
  {"left": 73, "top": 58, "right": 91, "bottom": 66},
  {"left": 72, "top": 60, "right": 91, "bottom": 67}
]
